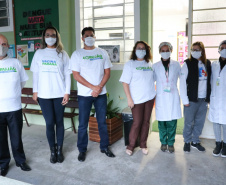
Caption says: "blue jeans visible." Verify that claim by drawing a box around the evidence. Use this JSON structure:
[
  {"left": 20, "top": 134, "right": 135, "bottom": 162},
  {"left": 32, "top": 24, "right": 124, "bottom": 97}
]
[
  {"left": 77, "top": 94, "right": 109, "bottom": 152},
  {"left": 38, "top": 98, "right": 65, "bottom": 148}
]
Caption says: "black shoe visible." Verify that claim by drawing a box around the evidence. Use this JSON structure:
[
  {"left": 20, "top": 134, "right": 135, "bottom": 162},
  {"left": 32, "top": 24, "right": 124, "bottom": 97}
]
[
  {"left": 161, "top": 144, "right": 167, "bottom": 152},
  {"left": 57, "top": 145, "right": 64, "bottom": 163},
  {"left": 101, "top": 147, "right": 115, "bottom": 157},
  {"left": 50, "top": 146, "right": 57, "bottom": 163},
  {"left": 16, "top": 162, "right": 31, "bottom": 171},
  {"left": 213, "top": 141, "right": 222, "bottom": 157},
  {"left": 183, "top": 142, "right": 190, "bottom": 153},
  {"left": 191, "top": 142, "right": 205, "bottom": 152},
  {"left": 0, "top": 166, "right": 9, "bottom": 176},
  {"left": 221, "top": 142, "right": 226, "bottom": 158},
  {"left": 168, "top": 145, "right": 175, "bottom": 153},
  {"left": 78, "top": 152, "right": 86, "bottom": 162}
]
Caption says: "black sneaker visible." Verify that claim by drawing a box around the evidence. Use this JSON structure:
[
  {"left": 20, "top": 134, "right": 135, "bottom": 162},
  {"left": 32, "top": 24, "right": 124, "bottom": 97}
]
[
  {"left": 183, "top": 142, "right": 190, "bottom": 153},
  {"left": 168, "top": 145, "right": 175, "bottom": 153},
  {"left": 212, "top": 141, "right": 222, "bottom": 157},
  {"left": 161, "top": 144, "right": 167, "bottom": 152},
  {"left": 221, "top": 142, "right": 226, "bottom": 158},
  {"left": 191, "top": 142, "right": 205, "bottom": 152}
]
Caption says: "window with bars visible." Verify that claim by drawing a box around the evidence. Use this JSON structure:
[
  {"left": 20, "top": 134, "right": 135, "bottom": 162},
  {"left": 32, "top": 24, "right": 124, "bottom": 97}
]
[
  {"left": 190, "top": 0, "right": 226, "bottom": 61},
  {"left": 0, "top": 0, "right": 13, "bottom": 32},
  {"left": 79, "top": 0, "right": 135, "bottom": 63}
]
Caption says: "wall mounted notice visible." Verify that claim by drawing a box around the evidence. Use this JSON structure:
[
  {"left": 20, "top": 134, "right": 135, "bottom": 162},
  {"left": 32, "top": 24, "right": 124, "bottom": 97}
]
[{"left": 14, "top": 0, "right": 59, "bottom": 68}]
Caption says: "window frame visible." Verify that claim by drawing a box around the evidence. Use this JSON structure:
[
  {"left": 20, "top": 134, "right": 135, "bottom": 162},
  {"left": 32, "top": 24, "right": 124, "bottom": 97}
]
[
  {"left": 0, "top": 0, "right": 14, "bottom": 32},
  {"left": 75, "top": 0, "right": 140, "bottom": 68}
]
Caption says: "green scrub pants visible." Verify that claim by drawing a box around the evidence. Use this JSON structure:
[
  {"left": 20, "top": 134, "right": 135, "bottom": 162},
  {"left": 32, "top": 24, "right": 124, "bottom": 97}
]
[{"left": 158, "top": 120, "right": 177, "bottom": 146}]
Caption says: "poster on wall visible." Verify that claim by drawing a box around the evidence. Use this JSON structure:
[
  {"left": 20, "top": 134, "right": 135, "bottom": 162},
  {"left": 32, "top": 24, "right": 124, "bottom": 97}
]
[
  {"left": 14, "top": 0, "right": 59, "bottom": 68},
  {"left": 7, "top": 44, "right": 16, "bottom": 58},
  {"left": 28, "top": 41, "right": 34, "bottom": 52},
  {"left": 177, "top": 31, "right": 188, "bottom": 64},
  {"left": 17, "top": 45, "right": 28, "bottom": 66},
  {"left": 98, "top": 45, "right": 120, "bottom": 63}
]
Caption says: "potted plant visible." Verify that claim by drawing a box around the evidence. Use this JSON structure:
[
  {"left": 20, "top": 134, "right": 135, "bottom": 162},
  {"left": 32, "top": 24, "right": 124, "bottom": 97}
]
[{"left": 89, "top": 97, "right": 123, "bottom": 145}]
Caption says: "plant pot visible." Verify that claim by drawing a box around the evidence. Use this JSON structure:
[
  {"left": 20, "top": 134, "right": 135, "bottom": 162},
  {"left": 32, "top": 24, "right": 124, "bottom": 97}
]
[{"left": 89, "top": 115, "right": 123, "bottom": 145}]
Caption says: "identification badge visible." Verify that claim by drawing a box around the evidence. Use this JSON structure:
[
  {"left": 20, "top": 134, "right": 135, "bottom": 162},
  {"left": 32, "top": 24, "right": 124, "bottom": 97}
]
[
  {"left": 216, "top": 77, "right": 220, "bottom": 86},
  {"left": 164, "top": 86, "right": 171, "bottom": 92}
]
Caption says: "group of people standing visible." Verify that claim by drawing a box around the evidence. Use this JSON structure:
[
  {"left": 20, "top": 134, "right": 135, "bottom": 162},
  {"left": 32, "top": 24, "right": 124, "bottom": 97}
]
[
  {"left": 0, "top": 26, "right": 225, "bottom": 177},
  {"left": 120, "top": 39, "right": 226, "bottom": 158}
]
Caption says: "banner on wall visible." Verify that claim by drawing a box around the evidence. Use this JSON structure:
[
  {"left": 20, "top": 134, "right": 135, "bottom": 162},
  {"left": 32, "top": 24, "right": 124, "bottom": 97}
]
[
  {"left": 14, "top": 0, "right": 59, "bottom": 69},
  {"left": 177, "top": 31, "right": 188, "bottom": 64},
  {"left": 98, "top": 45, "right": 120, "bottom": 63}
]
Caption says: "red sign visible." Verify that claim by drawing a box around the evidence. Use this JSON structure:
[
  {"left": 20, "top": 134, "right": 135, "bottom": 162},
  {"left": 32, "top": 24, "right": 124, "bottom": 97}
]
[{"left": 28, "top": 15, "right": 44, "bottom": 24}]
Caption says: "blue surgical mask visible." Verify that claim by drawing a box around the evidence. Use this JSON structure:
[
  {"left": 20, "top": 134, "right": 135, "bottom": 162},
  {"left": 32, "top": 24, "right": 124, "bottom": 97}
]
[
  {"left": 160, "top": 52, "right": 171, "bottom": 60},
  {"left": 136, "top": 50, "right": 146, "bottom": 59},
  {"left": 191, "top": 51, "right": 202, "bottom": 59},
  {"left": 220, "top": 49, "right": 226, "bottom": 58}
]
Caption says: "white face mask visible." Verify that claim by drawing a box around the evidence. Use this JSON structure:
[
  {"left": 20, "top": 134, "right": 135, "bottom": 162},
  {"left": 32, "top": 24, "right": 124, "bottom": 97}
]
[
  {"left": 191, "top": 51, "right": 202, "bottom": 59},
  {"left": 84, "top": 37, "right": 95, "bottom": 47},
  {"left": 136, "top": 50, "right": 146, "bottom": 59},
  {"left": 220, "top": 49, "right": 226, "bottom": 58},
  {"left": 0, "top": 45, "right": 9, "bottom": 57},
  {"left": 45, "top": 37, "right": 57, "bottom": 46},
  {"left": 160, "top": 52, "right": 171, "bottom": 60}
]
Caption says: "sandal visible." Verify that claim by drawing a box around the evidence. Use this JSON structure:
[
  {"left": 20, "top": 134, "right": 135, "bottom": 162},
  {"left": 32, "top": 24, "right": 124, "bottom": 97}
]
[
  {"left": 141, "top": 148, "right": 148, "bottom": 155},
  {"left": 126, "top": 149, "right": 133, "bottom": 156}
]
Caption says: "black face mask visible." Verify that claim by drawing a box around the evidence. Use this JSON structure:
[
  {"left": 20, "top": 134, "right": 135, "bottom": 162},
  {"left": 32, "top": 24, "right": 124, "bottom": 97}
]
[{"left": 219, "top": 57, "right": 226, "bottom": 71}]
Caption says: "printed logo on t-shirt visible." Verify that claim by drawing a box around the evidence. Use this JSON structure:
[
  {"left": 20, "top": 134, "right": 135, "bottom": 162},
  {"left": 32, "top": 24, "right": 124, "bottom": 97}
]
[
  {"left": 42, "top": 60, "right": 57, "bottom": 66},
  {"left": 136, "top": 66, "right": 153, "bottom": 71},
  {"left": 0, "top": 66, "right": 17, "bottom": 73},
  {"left": 83, "top": 54, "right": 103, "bottom": 61},
  {"left": 199, "top": 67, "right": 207, "bottom": 77}
]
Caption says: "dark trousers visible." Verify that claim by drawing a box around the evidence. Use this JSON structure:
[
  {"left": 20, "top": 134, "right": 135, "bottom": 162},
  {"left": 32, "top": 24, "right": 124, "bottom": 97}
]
[
  {"left": 0, "top": 109, "right": 26, "bottom": 168},
  {"left": 127, "top": 98, "right": 155, "bottom": 151},
  {"left": 77, "top": 94, "right": 109, "bottom": 152},
  {"left": 38, "top": 98, "right": 65, "bottom": 148}
]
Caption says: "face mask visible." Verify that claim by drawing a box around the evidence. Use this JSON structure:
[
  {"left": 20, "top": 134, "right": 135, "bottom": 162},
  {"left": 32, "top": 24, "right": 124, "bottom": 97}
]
[
  {"left": 160, "top": 52, "right": 171, "bottom": 60},
  {"left": 45, "top": 37, "right": 57, "bottom": 46},
  {"left": 220, "top": 49, "right": 226, "bottom": 58},
  {"left": 136, "top": 50, "right": 146, "bottom": 59},
  {"left": 191, "top": 51, "right": 202, "bottom": 59},
  {"left": 84, "top": 37, "right": 95, "bottom": 47},
  {"left": 0, "top": 45, "right": 9, "bottom": 57}
]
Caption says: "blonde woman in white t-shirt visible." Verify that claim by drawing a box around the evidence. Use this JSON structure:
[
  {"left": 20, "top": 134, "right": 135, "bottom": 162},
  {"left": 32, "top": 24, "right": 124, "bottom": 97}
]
[
  {"left": 120, "top": 41, "right": 156, "bottom": 156},
  {"left": 30, "top": 26, "right": 71, "bottom": 164}
]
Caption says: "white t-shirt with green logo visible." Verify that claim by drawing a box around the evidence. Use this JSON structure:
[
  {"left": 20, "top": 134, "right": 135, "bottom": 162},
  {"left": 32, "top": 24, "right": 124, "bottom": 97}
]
[
  {"left": 69, "top": 48, "right": 112, "bottom": 96},
  {"left": 30, "top": 48, "right": 71, "bottom": 98},
  {"left": 0, "top": 56, "right": 28, "bottom": 112},
  {"left": 119, "top": 60, "right": 156, "bottom": 104}
]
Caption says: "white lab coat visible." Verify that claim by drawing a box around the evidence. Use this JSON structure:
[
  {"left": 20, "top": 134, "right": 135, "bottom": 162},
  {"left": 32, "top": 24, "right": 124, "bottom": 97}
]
[
  {"left": 153, "top": 60, "right": 182, "bottom": 121},
  {"left": 208, "top": 60, "right": 226, "bottom": 124}
]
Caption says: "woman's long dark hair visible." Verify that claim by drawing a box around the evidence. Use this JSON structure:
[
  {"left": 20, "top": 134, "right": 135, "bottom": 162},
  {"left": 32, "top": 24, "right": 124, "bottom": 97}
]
[{"left": 130, "top": 41, "right": 152, "bottom": 63}]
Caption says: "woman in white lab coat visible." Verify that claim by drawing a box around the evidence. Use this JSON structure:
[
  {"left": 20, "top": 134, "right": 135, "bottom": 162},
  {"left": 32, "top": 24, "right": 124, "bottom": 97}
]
[
  {"left": 153, "top": 42, "right": 181, "bottom": 153},
  {"left": 208, "top": 40, "right": 226, "bottom": 158}
]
